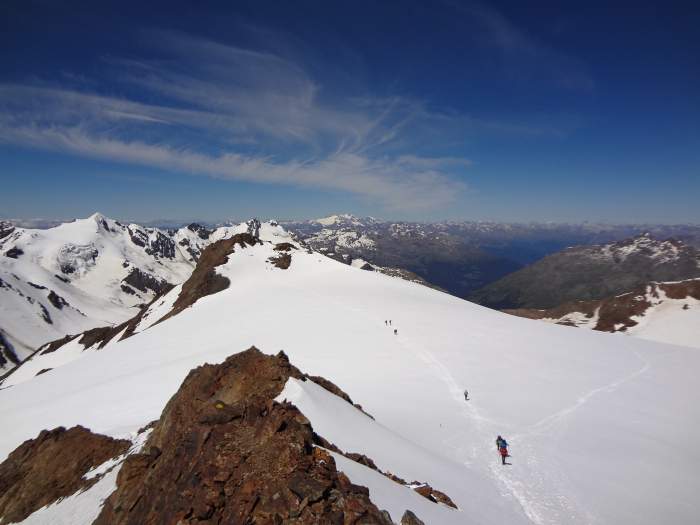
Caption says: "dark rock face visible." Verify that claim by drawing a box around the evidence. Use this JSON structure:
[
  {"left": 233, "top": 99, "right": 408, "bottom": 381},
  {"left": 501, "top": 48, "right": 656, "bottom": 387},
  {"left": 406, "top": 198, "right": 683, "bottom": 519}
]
[
  {"left": 0, "top": 331, "right": 20, "bottom": 368},
  {"left": 4, "top": 247, "right": 23, "bottom": 259},
  {"left": 39, "top": 304, "right": 52, "bottom": 324},
  {"left": 0, "top": 426, "right": 130, "bottom": 524},
  {"left": 145, "top": 231, "right": 176, "bottom": 259},
  {"left": 413, "top": 484, "right": 458, "bottom": 508},
  {"left": 128, "top": 226, "right": 147, "bottom": 248},
  {"left": 471, "top": 234, "right": 700, "bottom": 309},
  {"left": 94, "top": 348, "right": 393, "bottom": 525},
  {"left": 269, "top": 253, "right": 292, "bottom": 269},
  {"left": 187, "top": 223, "right": 213, "bottom": 240},
  {"left": 122, "top": 268, "right": 173, "bottom": 296},
  {"left": 47, "top": 290, "right": 69, "bottom": 309},
  {"left": 274, "top": 242, "right": 296, "bottom": 252},
  {"left": 159, "top": 233, "right": 260, "bottom": 324},
  {"left": 0, "top": 221, "right": 14, "bottom": 240},
  {"left": 401, "top": 510, "right": 426, "bottom": 525}
]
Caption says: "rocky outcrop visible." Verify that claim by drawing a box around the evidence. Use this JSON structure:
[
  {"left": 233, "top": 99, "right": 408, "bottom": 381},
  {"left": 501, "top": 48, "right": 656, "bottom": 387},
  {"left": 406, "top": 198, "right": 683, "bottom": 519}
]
[
  {"left": 401, "top": 510, "right": 426, "bottom": 525},
  {"left": 94, "top": 348, "right": 393, "bottom": 525},
  {"left": 505, "top": 278, "right": 700, "bottom": 334},
  {"left": 0, "top": 331, "right": 20, "bottom": 369},
  {"left": 47, "top": 289, "right": 70, "bottom": 309},
  {"left": 0, "top": 220, "right": 14, "bottom": 240},
  {"left": 121, "top": 268, "right": 173, "bottom": 296},
  {"left": 158, "top": 233, "right": 260, "bottom": 323},
  {"left": 187, "top": 223, "right": 213, "bottom": 240},
  {"left": 4, "top": 247, "right": 23, "bottom": 259},
  {"left": 269, "top": 253, "right": 292, "bottom": 269},
  {"left": 413, "top": 483, "right": 458, "bottom": 508},
  {"left": 0, "top": 426, "right": 130, "bottom": 524}
]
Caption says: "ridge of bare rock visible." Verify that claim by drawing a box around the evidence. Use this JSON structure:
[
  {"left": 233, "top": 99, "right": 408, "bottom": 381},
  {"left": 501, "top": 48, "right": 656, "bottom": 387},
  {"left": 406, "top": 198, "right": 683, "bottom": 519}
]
[
  {"left": 94, "top": 347, "right": 394, "bottom": 524},
  {"left": 0, "top": 426, "right": 130, "bottom": 524}
]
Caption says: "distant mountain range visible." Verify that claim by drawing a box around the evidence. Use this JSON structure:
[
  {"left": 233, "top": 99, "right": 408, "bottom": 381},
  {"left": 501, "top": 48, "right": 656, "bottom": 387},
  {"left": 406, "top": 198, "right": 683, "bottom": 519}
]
[
  {"left": 469, "top": 233, "right": 700, "bottom": 309},
  {"left": 283, "top": 215, "right": 700, "bottom": 299}
]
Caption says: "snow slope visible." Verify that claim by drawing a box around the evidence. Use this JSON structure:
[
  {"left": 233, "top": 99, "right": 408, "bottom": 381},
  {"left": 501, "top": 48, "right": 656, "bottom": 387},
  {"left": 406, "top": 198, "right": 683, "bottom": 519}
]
[
  {"left": 1, "top": 223, "right": 699, "bottom": 524},
  {"left": 0, "top": 214, "right": 251, "bottom": 372}
]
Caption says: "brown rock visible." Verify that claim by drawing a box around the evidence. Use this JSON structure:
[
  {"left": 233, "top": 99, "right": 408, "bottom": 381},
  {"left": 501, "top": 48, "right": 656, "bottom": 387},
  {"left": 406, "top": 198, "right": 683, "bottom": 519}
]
[
  {"left": 94, "top": 347, "right": 393, "bottom": 525},
  {"left": 401, "top": 509, "right": 426, "bottom": 525},
  {"left": 0, "top": 426, "right": 130, "bottom": 524},
  {"left": 414, "top": 483, "right": 458, "bottom": 508}
]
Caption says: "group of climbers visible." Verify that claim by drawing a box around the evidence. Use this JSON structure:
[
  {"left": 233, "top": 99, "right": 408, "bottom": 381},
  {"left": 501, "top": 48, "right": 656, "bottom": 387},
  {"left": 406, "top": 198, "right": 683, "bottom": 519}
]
[{"left": 384, "top": 319, "right": 397, "bottom": 335}]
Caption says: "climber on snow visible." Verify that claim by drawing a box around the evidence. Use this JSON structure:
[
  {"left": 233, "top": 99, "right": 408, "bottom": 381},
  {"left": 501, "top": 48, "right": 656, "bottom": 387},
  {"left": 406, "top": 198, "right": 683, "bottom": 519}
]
[{"left": 496, "top": 435, "right": 509, "bottom": 465}]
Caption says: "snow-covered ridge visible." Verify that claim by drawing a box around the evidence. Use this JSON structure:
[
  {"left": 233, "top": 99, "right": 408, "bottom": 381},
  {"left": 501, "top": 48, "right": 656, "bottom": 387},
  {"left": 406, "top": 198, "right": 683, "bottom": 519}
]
[{"left": 0, "top": 213, "right": 286, "bottom": 373}]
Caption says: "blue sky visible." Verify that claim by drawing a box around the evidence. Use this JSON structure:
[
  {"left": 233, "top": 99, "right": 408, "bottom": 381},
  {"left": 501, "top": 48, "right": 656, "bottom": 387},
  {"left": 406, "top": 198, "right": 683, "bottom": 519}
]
[{"left": 1, "top": 1, "right": 698, "bottom": 223}]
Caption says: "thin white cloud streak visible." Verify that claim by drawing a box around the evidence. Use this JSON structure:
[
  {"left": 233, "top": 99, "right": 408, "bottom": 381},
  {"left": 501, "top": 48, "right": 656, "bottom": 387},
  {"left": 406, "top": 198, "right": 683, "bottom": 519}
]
[
  {"left": 0, "top": 124, "right": 464, "bottom": 209},
  {"left": 2, "top": 31, "right": 575, "bottom": 209}
]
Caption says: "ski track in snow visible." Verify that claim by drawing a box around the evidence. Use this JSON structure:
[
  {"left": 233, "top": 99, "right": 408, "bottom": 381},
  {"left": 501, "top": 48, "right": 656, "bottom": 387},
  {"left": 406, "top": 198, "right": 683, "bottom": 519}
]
[{"left": 395, "top": 328, "right": 652, "bottom": 525}]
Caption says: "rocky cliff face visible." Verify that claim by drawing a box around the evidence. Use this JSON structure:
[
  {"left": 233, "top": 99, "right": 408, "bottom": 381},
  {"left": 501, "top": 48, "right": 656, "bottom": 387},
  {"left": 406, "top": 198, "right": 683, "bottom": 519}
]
[
  {"left": 0, "top": 426, "right": 130, "bottom": 523},
  {"left": 93, "top": 347, "right": 394, "bottom": 524}
]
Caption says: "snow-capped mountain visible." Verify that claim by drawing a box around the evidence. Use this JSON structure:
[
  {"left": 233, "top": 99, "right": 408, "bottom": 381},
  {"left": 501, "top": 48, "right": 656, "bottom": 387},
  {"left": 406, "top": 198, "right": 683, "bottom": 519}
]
[
  {"left": 469, "top": 233, "right": 700, "bottom": 310},
  {"left": 1, "top": 222, "right": 699, "bottom": 524},
  {"left": 504, "top": 278, "right": 700, "bottom": 349},
  {"left": 0, "top": 213, "right": 253, "bottom": 372},
  {"left": 283, "top": 216, "right": 700, "bottom": 301}
]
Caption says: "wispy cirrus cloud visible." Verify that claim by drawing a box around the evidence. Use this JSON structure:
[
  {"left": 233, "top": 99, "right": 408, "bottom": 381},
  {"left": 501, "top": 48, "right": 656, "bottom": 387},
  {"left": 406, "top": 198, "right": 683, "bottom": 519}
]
[{"left": 3, "top": 29, "right": 566, "bottom": 209}]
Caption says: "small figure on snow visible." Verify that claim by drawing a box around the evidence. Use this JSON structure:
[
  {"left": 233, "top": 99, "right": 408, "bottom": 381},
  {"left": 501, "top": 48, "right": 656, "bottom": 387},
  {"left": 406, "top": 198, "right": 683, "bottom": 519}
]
[
  {"left": 464, "top": 390, "right": 469, "bottom": 401},
  {"left": 385, "top": 320, "right": 388, "bottom": 325},
  {"left": 393, "top": 329, "right": 397, "bottom": 335},
  {"left": 496, "top": 435, "right": 509, "bottom": 465},
  {"left": 389, "top": 320, "right": 392, "bottom": 326}
]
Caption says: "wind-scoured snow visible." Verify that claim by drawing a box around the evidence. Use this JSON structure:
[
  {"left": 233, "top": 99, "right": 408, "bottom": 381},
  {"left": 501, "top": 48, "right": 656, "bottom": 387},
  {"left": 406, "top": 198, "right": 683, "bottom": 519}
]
[{"left": 1, "top": 222, "right": 699, "bottom": 524}]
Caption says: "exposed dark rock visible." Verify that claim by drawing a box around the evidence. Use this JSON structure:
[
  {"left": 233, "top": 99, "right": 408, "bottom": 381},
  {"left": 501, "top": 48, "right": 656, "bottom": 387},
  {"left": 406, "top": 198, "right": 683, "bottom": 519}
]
[
  {"left": 94, "top": 347, "right": 392, "bottom": 525},
  {"left": 4, "top": 247, "right": 23, "bottom": 259},
  {"left": 122, "top": 268, "right": 173, "bottom": 296},
  {"left": 157, "top": 233, "right": 260, "bottom": 324},
  {"left": 36, "top": 368, "right": 52, "bottom": 376},
  {"left": 401, "top": 510, "right": 426, "bottom": 525},
  {"left": 268, "top": 253, "right": 292, "bottom": 269},
  {"left": 274, "top": 242, "right": 297, "bottom": 252},
  {"left": 187, "top": 223, "right": 213, "bottom": 240},
  {"left": 0, "top": 426, "right": 130, "bottom": 524},
  {"left": 54, "top": 274, "right": 70, "bottom": 284},
  {"left": 0, "top": 332, "right": 20, "bottom": 368},
  {"left": 47, "top": 290, "right": 69, "bottom": 310},
  {"left": 40, "top": 334, "right": 80, "bottom": 355},
  {"left": 413, "top": 484, "right": 458, "bottom": 508},
  {"left": 39, "top": 304, "right": 52, "bottom": 324},
  {"left": 27, "top": 282, "right": 46, "bottom": 290},
  {"left": 120, "top": 284, "right": 136, "bottom": 295},
  {"left": 128, "top": 226, "right": 147, "bottom": 248},
  {"left": 145, "top": 231, "right": 176, "bottom": 259},
  {"left": 0, "top": 221, "right": 14, "bottom": 240}
]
